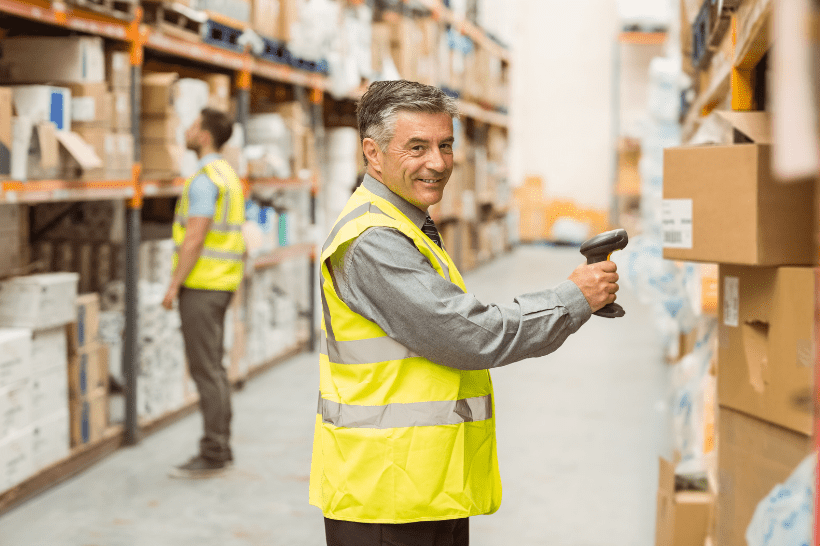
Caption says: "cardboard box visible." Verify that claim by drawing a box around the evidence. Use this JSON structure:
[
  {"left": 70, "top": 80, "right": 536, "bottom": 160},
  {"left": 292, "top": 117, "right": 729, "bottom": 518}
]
[
  {"left": 205, "top": 74, "right": 231, "bottom": 113},
  {"left": 141, "top": 73, "right": 179, "bottom": 116},
  {"left": 0, "top": 204, "right": 26, "bottom": 279},
  {"left": 0, "top": 379, "right": 31, "bottom": 440},
  {"left": 0, "top": 273, "right": 79, "bottom": 330},
  {"left": 0, "top": 36, "right": 105, "bottom": 84},
  {"left": 141, "top": 114, "right": 180, "bottom": 142},
  {"left": 0, "top": 328, "right": 31, "bottom": 390},
  {"left": 10, "top": 86, "right": 71, "bottom": 132},
  {"left": 69, "top": 391, "right": 108, "bottom": 447},
  {"left": 655, "top": 458, "right": 714, "bottom": 546},
  {"left": 32, "top": 327, "right": 68, "bottom": 374},
  {"left": 31, "top": 410, "right": 70, "bottom": 471},
  {"left": 11, "top": 119, "right": 59, "bottom": 181},
  {"left": 69, "top": 343, "right": 109, "bottom": 399},
  {"left": 277, "top": 0, "right": 298, "bottom": 42},
  {"left": 717, "top": 265, "right": 814, "bottom": 435},
  {"left": 67, "top": 126, "right": 108, "bottom": 181},
  {"left": 30, "top": 365, "right": 69, "bottom": 422},
  {"left": 66, "top": 83, "right": 111, "bottom": 127},
  {"left": 0, "top": 428, "right": 33, "bottom": 490},
  {"left": 110, "top": 91, "right": 131, "bottom": 131},
  {"left": 106, "top": 51, "right": 131, "bottom": 91},
  {"left": 716, "top": 407, "right": 812, "bottom": 546},
  {"left": 662, "top": 112, "right": 814, "bottom": 265},
  {"left": 68, "top": 294, "right": 101, "bottom": 353},
  {"left": 140, "top": 142, "right": 182, "bottom": 176},
  {"left": 0, "top": 88, "right": 12, "bottom": 176}
]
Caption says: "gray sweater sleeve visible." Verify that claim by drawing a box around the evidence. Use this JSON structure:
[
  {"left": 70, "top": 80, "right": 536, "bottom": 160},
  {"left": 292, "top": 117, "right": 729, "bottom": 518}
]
[{"left": 329, "top": 227, "right": 592, "bottom": 371}]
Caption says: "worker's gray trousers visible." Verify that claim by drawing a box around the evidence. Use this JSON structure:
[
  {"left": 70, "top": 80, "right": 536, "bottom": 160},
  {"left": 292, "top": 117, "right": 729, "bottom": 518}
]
[{"left": 179, "top": 287, "right": 234, "bottom": 462}]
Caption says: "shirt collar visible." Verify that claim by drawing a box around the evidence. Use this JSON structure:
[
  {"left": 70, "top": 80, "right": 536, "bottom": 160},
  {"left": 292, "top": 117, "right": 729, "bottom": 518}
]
[
  {"left": 197, "top": 153, "right": 222, "bottom": 172},
  {"left": 362, "top": 174, "right": 428, "bottom": 229}
]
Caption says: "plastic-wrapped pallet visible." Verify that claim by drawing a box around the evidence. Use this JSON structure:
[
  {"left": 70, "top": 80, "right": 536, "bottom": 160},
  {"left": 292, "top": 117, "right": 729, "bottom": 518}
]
[
  {"left": 246, "top": 113, "right": 292, "bottom": 179},
  {"left": 287, "top": 0, "right": 339, "bottom": 64}
]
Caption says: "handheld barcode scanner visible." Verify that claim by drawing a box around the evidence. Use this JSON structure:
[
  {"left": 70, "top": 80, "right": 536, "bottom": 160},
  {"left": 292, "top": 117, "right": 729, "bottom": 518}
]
[{"left": 579, "top": 229, "right": 628, "bottom": 318}]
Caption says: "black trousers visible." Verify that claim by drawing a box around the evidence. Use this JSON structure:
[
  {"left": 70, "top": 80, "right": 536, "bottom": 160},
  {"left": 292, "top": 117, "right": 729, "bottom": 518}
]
[
  {"left": 179, "top": 287, "right": 234, "bottom": 462},
  {"left": 324, "top": 517, "right": 469, "bottom": 546}
]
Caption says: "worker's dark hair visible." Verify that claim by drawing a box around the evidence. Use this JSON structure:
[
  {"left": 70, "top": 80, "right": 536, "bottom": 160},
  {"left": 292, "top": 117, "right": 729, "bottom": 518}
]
[
  {"left": 356, "top": 80, "right": 459, "bottom": 166},
  {"left": 200, "top": 108, "right": 234, "bottom": 150}
]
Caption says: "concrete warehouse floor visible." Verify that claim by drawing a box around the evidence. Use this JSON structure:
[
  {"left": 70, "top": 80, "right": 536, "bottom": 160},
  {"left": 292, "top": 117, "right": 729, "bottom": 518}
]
[{"left": 0, "top": 245, "right": 673, "bottom": 546}]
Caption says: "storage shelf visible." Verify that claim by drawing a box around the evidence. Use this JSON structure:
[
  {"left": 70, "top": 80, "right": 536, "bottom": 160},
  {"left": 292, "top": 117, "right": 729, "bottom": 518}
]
[
  {"left": 144, "top": 31, "right": 248, "bottom": 72},
  {"left": 681, "top": 62, "right": 732, "bottom": 143},
  {"left": 250, "top": 177, "right": 313, "bottom": 191},
  {"left": 405, "top": 0, "right": 511, "bottom": 63},
  {"left": 0, "top": 0, "right": 130, "bottom": 40},
  {"left": 253, "top": 243, "right": 315, "bottom": 270},
  {"left": 0, "top": 179, "right": 135, "bottom": 204},
  {"left": 140, "top": 177, "right": 186, "bottom": 198},
  {"left": 457, "top": 100, "right": 509, "bottom": 128},
  {"left": 734, "top": 0, "right": 773, "bottom": 70}
]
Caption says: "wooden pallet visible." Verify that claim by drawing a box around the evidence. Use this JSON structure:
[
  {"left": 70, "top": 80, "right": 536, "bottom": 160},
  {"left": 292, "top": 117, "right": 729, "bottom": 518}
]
[
  {"left": 202, "top": 15, "right": 246, "bottom": 52},
  {"left": 66, "top": 0, "right": 138, "bottom": 21},
  {"left": 142, "top": 1, "right": 207, "bottom": 43}
]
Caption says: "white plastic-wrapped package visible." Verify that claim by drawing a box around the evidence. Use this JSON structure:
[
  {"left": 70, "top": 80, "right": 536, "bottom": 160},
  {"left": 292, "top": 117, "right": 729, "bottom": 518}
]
[{"left": 746, "top": 452, "right": 815, "bottom": 546}]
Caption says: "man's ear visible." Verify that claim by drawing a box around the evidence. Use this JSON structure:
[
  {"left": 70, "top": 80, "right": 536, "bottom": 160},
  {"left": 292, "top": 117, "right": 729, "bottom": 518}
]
[{"left": 362, "top": 138, "right": 382, "bottom": 174}]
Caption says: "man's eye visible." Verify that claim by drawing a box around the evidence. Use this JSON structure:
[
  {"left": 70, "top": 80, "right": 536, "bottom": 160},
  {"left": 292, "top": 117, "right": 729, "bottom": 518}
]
[
  {"left": 441, "top": 144, "right": 453, "bottom": 152},
  {"left": 412, "top": 146, "right": 424, "bottom": 152}
]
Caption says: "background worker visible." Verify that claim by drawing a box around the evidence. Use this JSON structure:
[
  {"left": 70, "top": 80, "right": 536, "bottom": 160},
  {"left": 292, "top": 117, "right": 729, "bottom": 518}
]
[
  {"left": 163, "top": 108, "right": 246, "bottom": 478},
  {"left": 310, "top": 80, "right": 619, "bottom": 546}
]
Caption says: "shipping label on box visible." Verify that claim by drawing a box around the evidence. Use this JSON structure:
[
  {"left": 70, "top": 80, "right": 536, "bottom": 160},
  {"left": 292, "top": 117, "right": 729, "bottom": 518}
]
[
  {"left": 0, "top": 379, "right": 32, "bottom": 441},
  {"left": 31, "top": 410, "right": 69, "bottom": 471},
  {"left": 106, "top": 51, "right": 131, "bottom": 90},
  {"left": 31, "top": 365, "right": 69, "bottom": 422},
  {"left": 0, "top": 273, "right": 79, "bottom": 330},
  {"left": 718, "top": 266, "right": 815, "bottom": 435},
  {"left": 661, "top": 199, "right": 693, "bottom": 249},
  {"left": 69, "top": 344, "right": 108, "bottom": 399},
  {"left": 111, "top": 91, "right": 131, "bottom": 131},
  {"left": 0, "top": 328, "right": 32, "bottom": 390}
]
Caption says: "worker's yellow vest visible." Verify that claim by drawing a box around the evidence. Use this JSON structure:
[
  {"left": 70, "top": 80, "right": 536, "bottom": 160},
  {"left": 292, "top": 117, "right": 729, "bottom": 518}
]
[
  {"left": 172, "top": 158, "right": 245, "bottom": 292},
  {"left": 309, "top": 185, "right": 502, "bottom": 524}
]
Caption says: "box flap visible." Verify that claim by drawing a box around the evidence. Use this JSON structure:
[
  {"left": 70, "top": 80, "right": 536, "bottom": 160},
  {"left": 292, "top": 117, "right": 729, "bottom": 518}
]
[
  {"left": 713, "top": 111, "right": 772, "bottom": 144},
  {"left": 55, "top": 131, "right": 102, "bottom": 169}
]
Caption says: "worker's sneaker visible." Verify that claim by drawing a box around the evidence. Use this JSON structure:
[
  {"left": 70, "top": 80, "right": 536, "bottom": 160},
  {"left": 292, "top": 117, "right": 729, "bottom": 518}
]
[{"left": 169, "top": 455, "right": 230, "bottom": 479}]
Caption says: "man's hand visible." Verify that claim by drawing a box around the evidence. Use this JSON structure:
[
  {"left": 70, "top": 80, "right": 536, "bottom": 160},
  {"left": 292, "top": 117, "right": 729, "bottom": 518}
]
[
  {"left": 162, "top": 284, "right": 179, "bottom": 310},
  {"left": 568, "top": 261, "right": 619, "bottom": 313}
]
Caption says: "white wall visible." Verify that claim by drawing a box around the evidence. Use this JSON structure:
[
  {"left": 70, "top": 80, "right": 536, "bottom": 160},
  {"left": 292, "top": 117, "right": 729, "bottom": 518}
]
[
  {"left": 620, "top": 42, "right": 666, "bottom": 138},
  {"left": 508, "top": 0, "right": 619, "bottom": 211}
]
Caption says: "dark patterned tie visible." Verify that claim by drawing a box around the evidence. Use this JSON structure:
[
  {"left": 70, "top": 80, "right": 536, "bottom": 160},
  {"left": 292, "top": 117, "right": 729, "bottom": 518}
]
[{"left": 421, "top": 215, "right": 443, "bottom": 248}]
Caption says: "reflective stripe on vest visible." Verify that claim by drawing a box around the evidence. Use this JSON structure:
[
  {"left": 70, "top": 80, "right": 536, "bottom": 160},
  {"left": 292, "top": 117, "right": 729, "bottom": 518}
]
[
  {"left": 174, "top": 245, "right": 244, "bottom": 261},
  {"left": 319, "top": 393, "right": 492, "bottom": 429}
]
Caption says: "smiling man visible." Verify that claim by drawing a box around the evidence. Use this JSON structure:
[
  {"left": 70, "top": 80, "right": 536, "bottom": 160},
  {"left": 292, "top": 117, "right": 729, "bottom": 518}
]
[{"left": 310, "top": 80, "right": 619, "bottom": 546}]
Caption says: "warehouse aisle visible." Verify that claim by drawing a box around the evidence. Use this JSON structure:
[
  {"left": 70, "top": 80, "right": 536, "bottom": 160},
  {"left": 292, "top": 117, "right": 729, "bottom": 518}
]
[{"left": 0, "top": 245, "right": 671, "bottom": 546}]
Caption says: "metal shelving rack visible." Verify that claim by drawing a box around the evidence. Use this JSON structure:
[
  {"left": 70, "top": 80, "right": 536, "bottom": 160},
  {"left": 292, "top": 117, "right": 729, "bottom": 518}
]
[{"left": 0, "top": 0, "right": 512, "bottom": 514}]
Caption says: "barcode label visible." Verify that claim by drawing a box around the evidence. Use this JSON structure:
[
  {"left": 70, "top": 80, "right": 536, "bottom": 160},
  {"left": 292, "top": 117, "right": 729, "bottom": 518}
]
[
  {"left": 662, "top": 199, "right": 693, "bottom": 249},
  {"left": 723, "top": 276, "right": 739, "bottom": 327}
]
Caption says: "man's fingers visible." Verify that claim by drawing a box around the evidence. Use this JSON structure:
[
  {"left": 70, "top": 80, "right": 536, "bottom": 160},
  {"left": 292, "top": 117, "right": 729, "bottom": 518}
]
[{"left": 597, "top": 260, "right": 617, "bottom": 273}]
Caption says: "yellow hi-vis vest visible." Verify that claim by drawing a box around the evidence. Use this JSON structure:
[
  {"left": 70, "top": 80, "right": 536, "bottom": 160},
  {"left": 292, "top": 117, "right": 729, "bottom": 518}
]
[
  {"left": 172, "top": 158, "right": 245, "bottom": 292},
  {"left": 309, "top": 185, "right": 502, "bottom": 524}
]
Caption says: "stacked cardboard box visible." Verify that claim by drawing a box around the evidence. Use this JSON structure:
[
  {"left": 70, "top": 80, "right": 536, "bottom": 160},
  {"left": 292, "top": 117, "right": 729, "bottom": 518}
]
[
  {"left": 105, "top": 51, "right": 133, "bottom": 181},
  {"left": 141, "top": 73, "right": 183, "bottom": 179},
  {"left": 661, "top": 112, "right": 815, "bottom": 546},
  {"left": 0, "top": 204, "right": 28, "bottom": 279},
  {"left": 0, "top": 273, "right": 78, "bottom": 493}
]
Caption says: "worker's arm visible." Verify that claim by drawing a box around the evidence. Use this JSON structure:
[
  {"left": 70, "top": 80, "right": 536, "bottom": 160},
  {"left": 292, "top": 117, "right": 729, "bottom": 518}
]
[
  {"left": 162, "top": 217, "right": 212, "bottom": 309},
  {"left": 328, "top": 227, "right": 593, "bottom": 371}
]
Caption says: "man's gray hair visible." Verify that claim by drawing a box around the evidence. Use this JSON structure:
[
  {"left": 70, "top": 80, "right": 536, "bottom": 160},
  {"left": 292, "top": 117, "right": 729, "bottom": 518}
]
[{"left": 356, "top": 80, "right": 459, "bottom": 165}]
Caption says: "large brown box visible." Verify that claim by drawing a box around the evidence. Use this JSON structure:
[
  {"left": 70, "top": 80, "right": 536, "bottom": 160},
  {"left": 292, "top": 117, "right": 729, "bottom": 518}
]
[
  {"left": 68, "top": 343, "right": 109, "bottom": 399},
  {"left": 106, "top": 51, "right": 131, "bottom": 91},
  {"left": 251, "top": 0, "right": 279, "bottom": 38},
  {"left": 655, "top": 458, "right": 713, "bottom": 546},
  {"left": 65, "top": 83, "right": 111, "bottom": 128},
  {"left": 717, "top": 265, "right": 814, "bottom": 435},
  {"left": 662, "top": 113, "right": 814, "bottom": 266},
  {"left": 69, "top": 390, "right": 108, "bottom": 447},
  {"left": 140, "top": 142, "right": 182, "bottom": 176},
  {"left": 110, "top": 90, "right": 131, "bottom": 131},
  {"left": 141, "top": 73, "right": 178, "bottom": 116},
  {"left": 716, "top": 407, "right": 812, "bottom": 546},
  {"left": 0, "top": 88, "right": 12, "bottom": 176},
  {"left": 141, "top": 114, "right": 180, "bottom": 142},
  {"left": 67, "top": 292, "right": 100, "bottom": 354}
]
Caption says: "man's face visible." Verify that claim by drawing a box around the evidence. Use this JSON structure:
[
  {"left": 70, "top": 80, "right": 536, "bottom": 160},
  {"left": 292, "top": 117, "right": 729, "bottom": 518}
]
[
  {"left": 185, "top": 116, "right": 204, "bottom": 153},
  {"left": 378, "top": 111, "right": 455, "bottom": 211}
]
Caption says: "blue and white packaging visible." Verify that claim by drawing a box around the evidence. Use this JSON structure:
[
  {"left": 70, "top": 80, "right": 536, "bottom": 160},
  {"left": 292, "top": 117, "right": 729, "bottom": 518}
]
[{"left": 11, "top": 86, "right": 71, "bottom": 132}]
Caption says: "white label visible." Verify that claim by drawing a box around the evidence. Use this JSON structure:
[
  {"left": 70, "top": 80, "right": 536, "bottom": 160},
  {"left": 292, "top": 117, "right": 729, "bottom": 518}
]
[
  {"left": 71, "top": 97, "right": 96, "bottom": 122},
  {"left": 662, "top": 199, "right": 693, "bottom": 249},
  {"left": 723, "top": 276, "right": 739, "bottom": 327}
]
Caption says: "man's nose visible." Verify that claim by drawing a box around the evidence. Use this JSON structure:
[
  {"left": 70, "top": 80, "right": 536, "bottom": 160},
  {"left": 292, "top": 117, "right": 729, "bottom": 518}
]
[{"left": 426, "top": 147, "right": 446, "bottom": 172}]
